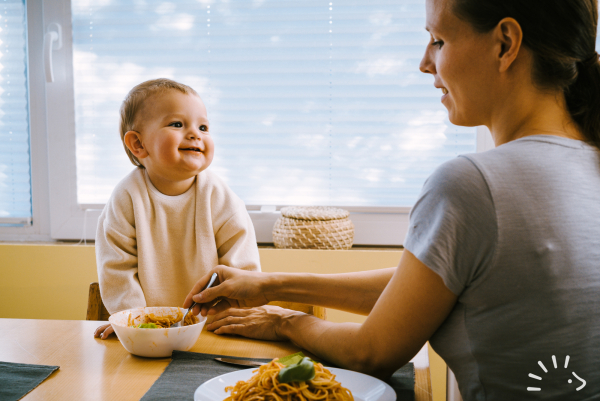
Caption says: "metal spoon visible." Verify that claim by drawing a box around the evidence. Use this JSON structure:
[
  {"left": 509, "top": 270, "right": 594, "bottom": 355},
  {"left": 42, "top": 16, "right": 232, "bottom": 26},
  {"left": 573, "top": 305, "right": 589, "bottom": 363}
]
[{"left": 174, "top": 272, "right": 218, "bottom": 327}]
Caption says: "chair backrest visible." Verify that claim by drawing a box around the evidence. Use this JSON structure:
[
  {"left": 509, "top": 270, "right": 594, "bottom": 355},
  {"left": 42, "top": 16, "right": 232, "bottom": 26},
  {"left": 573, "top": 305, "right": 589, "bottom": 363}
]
[
  {"left": 268, "top": 301, "right": 327, "bottom": 320},
  {"left": 86, "top": 282, "right": 327, "bottom": 321},
  {"left": 87, "top": 282, "right": 111, "bottom": 321}
]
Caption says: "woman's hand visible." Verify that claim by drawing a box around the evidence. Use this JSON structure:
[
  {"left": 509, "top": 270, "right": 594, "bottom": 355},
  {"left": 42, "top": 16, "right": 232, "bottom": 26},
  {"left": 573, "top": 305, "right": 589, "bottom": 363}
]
[
  {"left": 183, "top": 265, "right": 271, "bottom": 317},
  {"left": 93, "top": 323, "right": 114, "bottom": 339},
  {"left": 206, "top": 305, "right": 305, "bottom": 341}
]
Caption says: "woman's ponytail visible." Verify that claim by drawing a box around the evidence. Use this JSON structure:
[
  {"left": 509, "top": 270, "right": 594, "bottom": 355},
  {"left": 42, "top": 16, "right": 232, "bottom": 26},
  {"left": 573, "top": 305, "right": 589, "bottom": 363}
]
[{"left": 565, "top": 54, "right": 600, "bottom": 149}]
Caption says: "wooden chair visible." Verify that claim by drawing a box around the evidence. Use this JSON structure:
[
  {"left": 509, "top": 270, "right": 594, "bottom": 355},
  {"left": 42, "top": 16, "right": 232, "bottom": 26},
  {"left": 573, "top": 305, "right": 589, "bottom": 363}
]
[
  {"left": 268, "top": 301, "right": 326, "bottom": 320},
  {"left": 86, "top": 282, "right": 326, "bottom": 321},
  {"left": 87, "top": 282, "right": 111, "bottom": 321}
]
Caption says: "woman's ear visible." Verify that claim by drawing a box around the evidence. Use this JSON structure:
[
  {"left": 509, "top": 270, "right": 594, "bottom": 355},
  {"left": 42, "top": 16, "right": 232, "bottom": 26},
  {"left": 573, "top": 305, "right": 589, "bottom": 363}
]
[
  {"left": 495, "top": 17, "right": 523, "bottom": 73},
  {"left": 124, "top": 131, "right": 149, "bottom": 159}
]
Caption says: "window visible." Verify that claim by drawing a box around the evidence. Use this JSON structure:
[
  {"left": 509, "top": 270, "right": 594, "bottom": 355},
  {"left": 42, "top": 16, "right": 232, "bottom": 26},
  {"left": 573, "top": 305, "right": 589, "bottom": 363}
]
[
  {"left": 69, "top": 0, "right": 478, "bottom": 208},
  {"left": 3, "top": 0, "right": 494, "bottom": 244},
  {"left": 0, "top": 0, "right": 31, "bottom": 227}
]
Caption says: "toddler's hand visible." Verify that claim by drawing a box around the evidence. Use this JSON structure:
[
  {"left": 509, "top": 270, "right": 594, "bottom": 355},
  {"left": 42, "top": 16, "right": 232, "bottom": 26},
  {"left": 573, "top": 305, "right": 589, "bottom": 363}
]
[{"left": 94, "top": 323, "right": 115, "bottom": 339}]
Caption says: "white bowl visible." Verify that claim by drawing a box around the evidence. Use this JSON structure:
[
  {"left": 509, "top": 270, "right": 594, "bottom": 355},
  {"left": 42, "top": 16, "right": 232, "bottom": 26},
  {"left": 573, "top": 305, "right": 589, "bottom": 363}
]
[{"left": 109, "top": 306, "right": 206, "bottom": 358}]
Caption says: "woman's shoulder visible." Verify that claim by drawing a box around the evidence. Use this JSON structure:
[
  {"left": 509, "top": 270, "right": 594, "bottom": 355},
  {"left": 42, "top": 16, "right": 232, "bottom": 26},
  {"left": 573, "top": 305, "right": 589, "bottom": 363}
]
[
  {"left": 425, "top": 154, "right": 488, "bottom": 196},
  {"left": 465, "top": 135, "right": 595, "bottom": 165},
  {"left": 407, "top": 154, "right": 498, "bottom": 296}
]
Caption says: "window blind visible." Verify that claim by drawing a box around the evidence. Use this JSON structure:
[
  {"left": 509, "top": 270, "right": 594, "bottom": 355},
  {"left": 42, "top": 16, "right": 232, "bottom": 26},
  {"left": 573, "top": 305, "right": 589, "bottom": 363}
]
[
  {"left": 72, "top": 0, "right": 476, "bottom": 207},
  {"left": 0, "top": 0, "right": 31, "bottom": 226}
]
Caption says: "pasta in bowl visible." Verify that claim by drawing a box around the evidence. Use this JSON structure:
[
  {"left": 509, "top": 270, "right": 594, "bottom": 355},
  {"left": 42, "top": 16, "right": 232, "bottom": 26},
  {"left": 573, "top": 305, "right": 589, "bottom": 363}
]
[{"left": 109, "top": 306, "right": 206, "bottom": 357}]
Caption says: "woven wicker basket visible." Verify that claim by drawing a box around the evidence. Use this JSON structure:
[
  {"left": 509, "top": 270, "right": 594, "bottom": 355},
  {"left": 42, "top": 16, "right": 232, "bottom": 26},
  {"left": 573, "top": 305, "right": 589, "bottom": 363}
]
[{"left": 273, "top": 206, "right": 354, "bottom": 250}]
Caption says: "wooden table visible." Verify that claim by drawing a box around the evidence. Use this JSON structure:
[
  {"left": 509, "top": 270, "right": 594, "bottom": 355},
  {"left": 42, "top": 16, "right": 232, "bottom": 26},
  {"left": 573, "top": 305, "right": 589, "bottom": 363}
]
[{"left": 0, "top": 319, "right": 432, "bottom": 400}]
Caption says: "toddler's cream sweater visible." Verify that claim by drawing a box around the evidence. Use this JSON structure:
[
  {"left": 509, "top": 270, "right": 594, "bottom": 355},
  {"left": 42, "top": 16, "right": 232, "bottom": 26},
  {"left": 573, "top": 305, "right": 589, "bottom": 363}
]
[{"left": 95, "top": 168, "right": 261, "bottom": 314}]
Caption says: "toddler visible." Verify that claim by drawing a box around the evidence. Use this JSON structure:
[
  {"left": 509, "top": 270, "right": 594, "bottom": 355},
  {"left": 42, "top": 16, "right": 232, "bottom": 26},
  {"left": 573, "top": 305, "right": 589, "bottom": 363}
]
[{"left": 94, "top": 78, "right": 260, "bottom": 339}]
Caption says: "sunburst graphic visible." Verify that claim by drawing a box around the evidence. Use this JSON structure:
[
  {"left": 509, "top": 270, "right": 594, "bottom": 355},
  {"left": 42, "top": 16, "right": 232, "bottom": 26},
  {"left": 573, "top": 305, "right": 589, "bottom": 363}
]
[{"left": 527, "top": 355, "right": 586, "bottom": 392}]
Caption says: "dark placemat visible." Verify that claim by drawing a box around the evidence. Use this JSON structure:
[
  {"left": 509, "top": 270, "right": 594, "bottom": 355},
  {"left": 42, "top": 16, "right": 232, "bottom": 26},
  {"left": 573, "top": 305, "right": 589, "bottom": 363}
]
[
  {"left": 0, "top": 361, "right": 59, "bottom": 401},
  {"left": 141, "top": 350, "right": 414, "bottom": 401}
]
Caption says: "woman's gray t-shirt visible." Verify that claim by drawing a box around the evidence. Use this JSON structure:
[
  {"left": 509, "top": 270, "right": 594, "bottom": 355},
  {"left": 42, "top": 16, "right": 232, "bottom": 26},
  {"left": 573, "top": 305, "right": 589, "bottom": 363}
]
[{"left": 404, "top": 135, "right": 600, "bottom": 400}]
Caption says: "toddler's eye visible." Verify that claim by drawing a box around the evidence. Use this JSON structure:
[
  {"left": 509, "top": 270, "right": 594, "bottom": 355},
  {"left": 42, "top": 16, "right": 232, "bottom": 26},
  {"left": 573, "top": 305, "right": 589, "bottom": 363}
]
[
  {"left": 199, "top": 125, "right": 208, "bottom": 132},
  {"left": 169, "top": 122, "right": 183, "bottom": 128}
]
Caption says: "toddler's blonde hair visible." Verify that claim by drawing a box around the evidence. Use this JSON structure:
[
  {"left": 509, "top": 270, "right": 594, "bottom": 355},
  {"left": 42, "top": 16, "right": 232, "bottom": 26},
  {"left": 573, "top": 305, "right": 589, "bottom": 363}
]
[{"left": 119, "top": 78, "right": 199, "bottom": 167}]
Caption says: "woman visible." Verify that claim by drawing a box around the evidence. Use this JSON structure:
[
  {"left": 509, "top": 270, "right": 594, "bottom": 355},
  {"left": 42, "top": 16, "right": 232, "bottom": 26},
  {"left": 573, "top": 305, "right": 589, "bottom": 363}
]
[{"left": 184, "top": 0, "right": 600, "bottom": 399}]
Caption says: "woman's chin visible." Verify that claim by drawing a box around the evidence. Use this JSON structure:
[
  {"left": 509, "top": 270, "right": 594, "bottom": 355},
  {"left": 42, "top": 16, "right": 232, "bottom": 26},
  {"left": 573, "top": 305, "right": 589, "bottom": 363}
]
[{"left": 446, "top": 110, "right": 478, "bottom": 128}]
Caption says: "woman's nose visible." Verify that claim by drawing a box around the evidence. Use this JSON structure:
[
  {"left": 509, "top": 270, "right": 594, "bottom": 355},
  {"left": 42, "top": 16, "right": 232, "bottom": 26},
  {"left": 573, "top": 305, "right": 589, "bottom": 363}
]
[{"left": 419, "top": 50, "right": 435, "bottom": 75}]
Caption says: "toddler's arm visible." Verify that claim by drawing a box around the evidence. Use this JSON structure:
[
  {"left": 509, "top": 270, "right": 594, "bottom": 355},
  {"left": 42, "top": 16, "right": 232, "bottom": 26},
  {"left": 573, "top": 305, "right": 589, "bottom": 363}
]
[{"left": 95, "top": 196, "right": 146, "bottom": 317}]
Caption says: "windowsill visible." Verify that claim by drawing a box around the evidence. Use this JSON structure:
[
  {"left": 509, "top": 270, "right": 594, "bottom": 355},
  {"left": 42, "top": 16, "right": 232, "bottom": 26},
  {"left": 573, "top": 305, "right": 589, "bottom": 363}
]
[
  {"left": 258, "top": 244, "right": 403, "bottom": 251},
  {"left": 0, "top": 240, "right": 402, "bottom": 251}
]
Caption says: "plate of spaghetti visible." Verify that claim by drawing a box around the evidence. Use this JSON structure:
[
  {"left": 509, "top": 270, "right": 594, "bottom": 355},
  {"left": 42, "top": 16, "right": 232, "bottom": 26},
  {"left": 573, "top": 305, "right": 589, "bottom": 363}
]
[{"left": 193, "top": 359, "right": 396, "bottom": 401}]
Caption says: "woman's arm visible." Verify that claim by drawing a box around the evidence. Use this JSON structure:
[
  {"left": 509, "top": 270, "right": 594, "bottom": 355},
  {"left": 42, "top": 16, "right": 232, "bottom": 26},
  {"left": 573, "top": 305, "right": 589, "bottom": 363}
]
[
  {"left": 184, "top": 265, "right": 395, "bottom": 316},
  {"left": 206, "top": 250, "right": 457, "bottom": 379},
  {"left": 263, "top": 267, "right": 396, "bottom": 315}
]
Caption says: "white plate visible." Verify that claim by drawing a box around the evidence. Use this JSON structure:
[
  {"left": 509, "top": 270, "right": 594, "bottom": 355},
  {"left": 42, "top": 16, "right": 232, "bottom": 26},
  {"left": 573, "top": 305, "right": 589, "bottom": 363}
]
[{"left": 194, "top": 367, "right": 396, "bottom": 401}]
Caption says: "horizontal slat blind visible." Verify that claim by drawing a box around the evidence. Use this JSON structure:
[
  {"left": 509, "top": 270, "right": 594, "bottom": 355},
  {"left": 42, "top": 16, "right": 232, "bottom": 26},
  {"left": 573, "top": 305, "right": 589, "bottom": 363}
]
[
  {"left": 72, "top": 0, "right": 476, "bottom": 207},
  {"left": 0, "top": 0, "right": 31, "bottom": 225}
]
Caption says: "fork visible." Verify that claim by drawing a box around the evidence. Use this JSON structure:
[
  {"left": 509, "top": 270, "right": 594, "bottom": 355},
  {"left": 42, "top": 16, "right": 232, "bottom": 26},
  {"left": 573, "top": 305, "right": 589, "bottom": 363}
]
[{"left": 173, "top": 272, "right": 218, "bottom": 327}]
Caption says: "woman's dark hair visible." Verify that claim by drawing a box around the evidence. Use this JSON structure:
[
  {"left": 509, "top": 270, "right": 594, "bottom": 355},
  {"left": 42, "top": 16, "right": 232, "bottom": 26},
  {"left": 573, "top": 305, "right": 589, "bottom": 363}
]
[{"left": 452, "top": 0, "right": 600, "bottom": 149}]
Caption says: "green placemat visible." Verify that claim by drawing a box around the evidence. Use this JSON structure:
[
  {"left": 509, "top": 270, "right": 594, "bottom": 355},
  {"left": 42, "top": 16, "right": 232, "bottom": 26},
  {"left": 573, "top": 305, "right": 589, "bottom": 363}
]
[
  {"left": 0, "top": 361, "right": 59, "bottom": 401},
  {"left": 141, "top": 350, "right": 414, "bottom": 400}
]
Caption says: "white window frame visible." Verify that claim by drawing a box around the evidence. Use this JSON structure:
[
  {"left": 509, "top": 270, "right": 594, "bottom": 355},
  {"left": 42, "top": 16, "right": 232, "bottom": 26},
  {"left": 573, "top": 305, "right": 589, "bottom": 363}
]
[
  {"left": 0, "top": 0, "right": 52, "bottom": 242},
  {"left": 0, "top": 0, "right": 495, "bottom": 244}
]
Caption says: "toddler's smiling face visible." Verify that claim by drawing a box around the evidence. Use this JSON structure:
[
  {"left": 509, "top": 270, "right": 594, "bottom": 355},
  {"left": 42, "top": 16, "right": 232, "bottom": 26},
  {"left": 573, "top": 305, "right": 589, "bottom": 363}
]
[{"left": 128, "top": 90, "right": 214, "bottom": 195}]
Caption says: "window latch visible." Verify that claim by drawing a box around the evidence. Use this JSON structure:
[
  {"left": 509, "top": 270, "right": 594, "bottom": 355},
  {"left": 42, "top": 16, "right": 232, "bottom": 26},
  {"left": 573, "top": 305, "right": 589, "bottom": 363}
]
[{"left": 44, "top": 23, "right": 62, "bottom": 83}]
